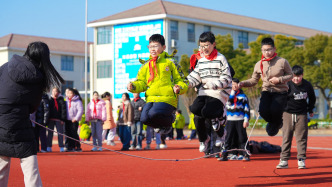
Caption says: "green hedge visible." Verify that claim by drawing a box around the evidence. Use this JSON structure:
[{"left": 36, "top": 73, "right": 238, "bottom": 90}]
[{"left": 248, "top": 119, "right": 332, "bottom": 129}]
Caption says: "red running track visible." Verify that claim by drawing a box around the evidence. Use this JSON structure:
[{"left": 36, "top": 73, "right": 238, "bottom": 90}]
[{"left": 7, "top": 136, "right": 332, "bottom": 186}]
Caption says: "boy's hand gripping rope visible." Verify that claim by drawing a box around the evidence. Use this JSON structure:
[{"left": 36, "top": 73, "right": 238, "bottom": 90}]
[{"left": 31, "top": 114, "right": 259, "bottom": 161}]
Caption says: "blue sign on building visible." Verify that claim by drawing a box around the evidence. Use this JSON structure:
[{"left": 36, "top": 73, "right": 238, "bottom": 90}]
[{"left": 113, "top": 19, "right": 164, "bottom": 98}]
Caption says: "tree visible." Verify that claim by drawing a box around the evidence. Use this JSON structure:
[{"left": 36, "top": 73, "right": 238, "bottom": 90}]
[{"left": 303, "top": 35, "right": 332, "bottom": 118}]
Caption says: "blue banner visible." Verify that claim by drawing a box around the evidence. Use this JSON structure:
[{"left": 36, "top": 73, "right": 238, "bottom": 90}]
[{"left": 113, "top": 19, "right": 164, "bottom": 98}]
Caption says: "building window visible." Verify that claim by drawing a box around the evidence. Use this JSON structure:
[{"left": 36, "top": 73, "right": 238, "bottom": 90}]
[
  {"left": 61, "top": 80, "right": 74, "bottom": 95},
  {"left": 238, "top": 31, "right": 249, "bottom": 49},
  {"left": 187, "top": 23, "right": 195, "bottom": 42},
  {"left": 204, "top": 25, "right": 211, "bottom": 32},
  {"left": 295, "top": 40, "right": 304, "bottom": 46},
  {"left": 61, "top": 56, "right": 74, "bottom": 71},
  {"left": 170, "top": 21, "right": 178, "bottom": 40},
  {"left": 97, "top": 61, "right": 112, "bottom": 78},
  {"left": 97, "top": 26, "right": 112, "bottom": 44}
]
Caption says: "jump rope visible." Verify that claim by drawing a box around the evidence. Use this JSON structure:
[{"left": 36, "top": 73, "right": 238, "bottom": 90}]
[{"left": 31, "top": 114, "right": 260, "bottom": 162}]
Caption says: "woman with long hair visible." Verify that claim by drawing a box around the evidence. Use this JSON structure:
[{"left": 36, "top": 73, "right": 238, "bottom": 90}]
[
  {"left": 0, "top": 41, "right": 64, "bottom": 186},
  {"left": 86, "top": 91, "right": 106, "bottom": 151},
  {"left": 101, "top": 92, "right": 117, "bottom": 146},
  {"left": 116, "top": 93, "right": 134, "bottom": 151},
  {"left": 65, "top": 88, "right": 84, "bottom": 152}
]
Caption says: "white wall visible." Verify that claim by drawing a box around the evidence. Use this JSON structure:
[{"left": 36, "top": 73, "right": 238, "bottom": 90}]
[{"left": 0, "top": 49, "right": 9, "bottom": 66}]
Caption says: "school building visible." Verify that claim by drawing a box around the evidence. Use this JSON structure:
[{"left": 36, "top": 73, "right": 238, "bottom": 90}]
[{"left": 0, "top": 33, "right": 91, "bottom": 96}]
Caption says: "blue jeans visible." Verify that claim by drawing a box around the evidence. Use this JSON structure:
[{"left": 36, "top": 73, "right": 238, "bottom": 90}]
[
  {"left": 131, "top": 121, "right": 143, "bottom": 147},
  {"left": 140, "top": 102, "right": 176, "bottom": 128},
  {"left": 145, "top": 126, "right": 161, "bottom": 145},
  {"left": 119, "top": 125, "right": 131, "bottom": 149},
  {"left": 189, "top": 130, "right": 197, "bottom": 139}
]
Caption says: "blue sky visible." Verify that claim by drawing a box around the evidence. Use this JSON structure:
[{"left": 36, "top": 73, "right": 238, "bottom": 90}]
[{"left": 1, "top": 0, "right": 331, "bottom": 42}]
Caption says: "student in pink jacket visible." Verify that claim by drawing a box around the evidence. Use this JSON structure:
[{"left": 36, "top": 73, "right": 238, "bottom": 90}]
[{"left": 86, "top": 91, "right": 106, "bottom": 151}]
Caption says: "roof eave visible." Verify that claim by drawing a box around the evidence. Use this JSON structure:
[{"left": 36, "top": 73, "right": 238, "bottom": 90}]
[{"left": 87, "top": 14, "right": 167, "bottom": 27}]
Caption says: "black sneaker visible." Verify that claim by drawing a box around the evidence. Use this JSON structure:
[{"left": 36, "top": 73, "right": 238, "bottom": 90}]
[
  {"left": 204, "top": 152, "right": 211, "bottom": 158},
  {"left": 218, "top": 150, "right": 228, "bottom": 161},
  {"left": 75, "top": 148, "right": 82, "bottom": 152},
  {"left": 266, "top": 122, "right": 279, "bottom": 136}
]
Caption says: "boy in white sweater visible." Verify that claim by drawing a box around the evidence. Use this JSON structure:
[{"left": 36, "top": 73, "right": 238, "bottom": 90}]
[{"left": 187, "top": 31, "right": 232, "bottom": 152}]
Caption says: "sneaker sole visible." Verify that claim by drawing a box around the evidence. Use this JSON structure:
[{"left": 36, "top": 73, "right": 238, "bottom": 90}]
[{"left": 276, "top": 165, "right": 289, "bottom": 169}]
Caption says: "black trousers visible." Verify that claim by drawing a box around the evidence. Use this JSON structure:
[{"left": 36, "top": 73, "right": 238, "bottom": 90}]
[
  {"left": 225, "top": 120, "right": 248, "bottom": 156},
  {"left": 259, "top": 91, "right": 287, "bottom": 126},
  {"left": 65, "top": 120, "right": 81, "bottom": 149},
  {"left": 190, "top": 96, "right": 225, "bottom": 142}
]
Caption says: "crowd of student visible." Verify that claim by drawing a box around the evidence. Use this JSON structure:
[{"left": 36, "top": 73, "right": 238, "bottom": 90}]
[{"left": 31, "top": 32, "right": 316, "bottom": 170}]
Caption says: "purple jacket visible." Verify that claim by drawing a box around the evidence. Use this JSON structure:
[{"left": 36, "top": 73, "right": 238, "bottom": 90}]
[{"left": 66, "top": 95, "right": 83, "bottom": 121}]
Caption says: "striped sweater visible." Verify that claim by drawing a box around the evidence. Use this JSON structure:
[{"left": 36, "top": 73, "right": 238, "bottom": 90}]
[
  {"left": 187, "top": 53, "right": 232, "bottom": 104},
  {"left": 226, "top": 89, "right": 250, "bottom": 122}
]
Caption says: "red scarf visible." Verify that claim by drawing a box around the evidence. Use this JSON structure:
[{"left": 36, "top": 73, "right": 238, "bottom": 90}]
[
  {"left": 205, "top": 49, "right": 218, "bottom": 61},
  {"left": 147, "top": 56, "right": 158, "bottom": 84},
  {"left": 122, "top": 102, "right": 125, "bottom": 113},
  {"left": 189, "top": 49, "right": 218, "bottom": 70},
  {"left": 233, "top": 90, "right": 240, "bottom": 108},
  {"left": 93, "top": 99, "right": 99, "bottom": 116},
  {"left": 68, "top": 98, "right": 72, "bottom": 109},
  {"left": 260, "top": 53, "right": 277, "bottom": 77},
  {"left": 190, "top": 51, "right": 202, "bottom": 70},
  {"left": 53, "top": 98, "right": 58, "bottom": 111},
  {"left": 134, "top": 97, "right": 140, "bottom": 102}
]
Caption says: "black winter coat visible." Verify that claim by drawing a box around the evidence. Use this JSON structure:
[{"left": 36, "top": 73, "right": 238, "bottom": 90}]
[
  {"left": 0, "top": 55, "right": 44, "bottom": 158},
  {"left": 35, "top": 94, "right": 50, "bottom": 125},
  {"left": 48, "top": 95, "right": 67, "bottom": 121},
  {"left": 131, "top": 98, "right": 146, "bottom": 121}
]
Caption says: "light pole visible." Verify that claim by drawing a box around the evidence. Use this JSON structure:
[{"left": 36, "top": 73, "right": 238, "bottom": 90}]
[{"left": 84, "top": 0, "right": 88, "bottom": 112}]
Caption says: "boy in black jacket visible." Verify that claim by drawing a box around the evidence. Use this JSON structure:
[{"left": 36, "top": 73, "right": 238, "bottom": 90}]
[
  {"left": 276, "top": 65, "right": 316, "bottom": 169},
  {"left": 35, "top": 93, "right": 50, "bottom": 152}
]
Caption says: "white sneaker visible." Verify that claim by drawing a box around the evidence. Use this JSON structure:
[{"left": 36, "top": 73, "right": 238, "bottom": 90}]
[
  {"left": 155, "top": 144, "right": 160, "bottom": 150},
  {"left": 129, "top": 145, "right": 135, "bottom": 150},
  {"left": 276, "top": 160, "right": 288, "bottom": 169},
  {"left": 107, "top": 141, "right": 111, "bottom": 145},
  {"left": 298, "top": 159, "right": 306, "bottom": 169},
  {"left": 47, "top": 147, "right": 52, "bottom": 152},
  {"left": 144, "top": 144, "right": 151, "bottom": 150},
  {"left": 215, "top": 137, "right": 222, "bottom": 147},
  {"left": 136, "top": 146, "right": 142, "bottom": 150},
  {"left": 60, "top": 147, "right": 65, "bottom": 152},
  {"left": 211, "top": 118, "right": 220, "bottom": 131},
  {"left": 160, "top": 144, "right": 167, "bottom": 149},
  {"left": 199, "top": 136, "right": 210, "bottom": 152},
  {"left": 229, "top": 155, "right": 238, "bottom": 160},
  {"left": 110, "top": 141, "right": 116, "bottom": 146}
]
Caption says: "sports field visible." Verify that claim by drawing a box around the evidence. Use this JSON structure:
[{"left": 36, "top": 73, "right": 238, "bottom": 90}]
[{"left": 8, "top": 134, "right": 332, "bottom": 186}]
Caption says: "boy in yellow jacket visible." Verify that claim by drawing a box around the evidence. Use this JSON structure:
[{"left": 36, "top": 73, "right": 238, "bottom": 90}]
[{"left": 127, "top": 34, "right": 188, "bottom": 134}]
